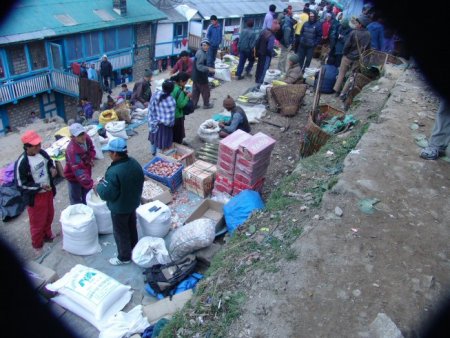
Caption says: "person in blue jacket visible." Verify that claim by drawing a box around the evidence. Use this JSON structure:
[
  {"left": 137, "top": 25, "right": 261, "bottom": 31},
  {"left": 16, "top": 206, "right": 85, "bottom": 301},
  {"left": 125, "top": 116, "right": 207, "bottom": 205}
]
[
  {"left": 367, "top": 12, "right": 385, "bottom": 51},
  {"left": 206, "top": 15, "right": 223, "bottom": 68},
  {"left": 315, "top": 55, "right": 338, "bottom": 94}
]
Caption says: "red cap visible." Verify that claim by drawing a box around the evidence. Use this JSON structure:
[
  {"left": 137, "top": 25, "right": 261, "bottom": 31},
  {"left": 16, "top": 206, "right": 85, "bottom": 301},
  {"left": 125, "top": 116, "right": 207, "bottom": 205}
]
[{"left": 21, "top": 130, "right": 42, "bottom": 145}]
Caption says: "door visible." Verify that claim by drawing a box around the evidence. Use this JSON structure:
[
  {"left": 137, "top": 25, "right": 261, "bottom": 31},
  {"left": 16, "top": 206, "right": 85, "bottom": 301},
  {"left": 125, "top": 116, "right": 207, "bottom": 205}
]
[{"left": 50, "top": 43, "right": 64, "bottom": 70}]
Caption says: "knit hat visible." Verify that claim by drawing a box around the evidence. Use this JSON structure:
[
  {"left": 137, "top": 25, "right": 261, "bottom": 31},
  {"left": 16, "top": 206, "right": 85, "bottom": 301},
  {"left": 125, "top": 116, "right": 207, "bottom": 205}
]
[
  {"left": 200, "top": 38, "right": 210, "bottom": 46},
  {"left": 223, "top": 95, "right": 236, "bottom": 110},
  {"left": 356, "top": 14, "right": 370, "bottom": 28},
  {"left": 289, "top": 54, "right": 300, "bottom": 64},
  {"left": 144, "top": 69, "right": 153, "bottom": 78}
]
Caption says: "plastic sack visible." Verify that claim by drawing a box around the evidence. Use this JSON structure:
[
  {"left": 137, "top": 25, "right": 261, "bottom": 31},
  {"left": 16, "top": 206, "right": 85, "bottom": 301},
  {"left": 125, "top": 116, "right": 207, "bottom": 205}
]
[
  {"left": 105, "top": 120, "right": 128, "bottom": 140},
  {"left": 224, "top": 190, "right": 265, "bottom": 234},
  {"left": 168, "top": 218, "right": 216, "bottom": 260},
  {"left": 86, "top": 189, "right": 113, "bottom": 234},
  {"left": 60, "top": 204, "right": 101, "bottom": 255},
  {"left": 214, "top": 63, "right": 231, "bottom": 82},
  {"left": 85, "top": 125, "right": 104, "bottom": 159},
  {"left": 132, "top": 236, "right": 171, "bottom": 268},
  {"left": 46, "top": 264, "right": 133, "bottom": 331},
  {"left": 99, "top": 305, "right": 150, "bottom": 338},
  {"left": 263, "top": 69, "right": 282, "bottom": 84},
  {"left": 197, "top": 119, "right": 220, "bottom": 143},
  {"left": 99, "top": 109, "right": 119, "bottom": 125},
  {"left": 136, "top": 201, "right": 172, "bottom": 238},
  {"left": 304, "top": 67, "right": 320, "bottom": 78}
]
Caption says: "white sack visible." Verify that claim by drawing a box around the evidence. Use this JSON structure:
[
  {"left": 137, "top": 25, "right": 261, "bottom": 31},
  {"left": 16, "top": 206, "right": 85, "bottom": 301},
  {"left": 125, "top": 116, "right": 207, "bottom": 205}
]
[
  {"left": 86, "top": 190, "right": 113, "bottom": 234},
  {"left": 244, "top": 104, "right": 267, "bottom": 123},
  {"left": 132, "top": 236, "right": 171, "bottom": 268},
  {"left": 85, "top": 125, "right": 104, "bottom": 159},
  {"left": 60, "top": 204, "right": 101, "bottom": 255},
  {"left": 197, "top": 119, "right": 220, "bottom": 143},
  {"left": 105, "top": 121, "right": 128, "bottom": 139},
  {"left": 214, "top": 63, "right": 231, "bottom": 82},
  {"left": 136, "top": 201, "right": 171, "bottom": 238},
  {"left": 263, "top": 69, "right": 282, "bottom": 84},
  {"left": 168, "top": 218, "right": 216, "bottom": 260},
  {"left": 99, "top": 305, "right": 150, "bottom": 338}
]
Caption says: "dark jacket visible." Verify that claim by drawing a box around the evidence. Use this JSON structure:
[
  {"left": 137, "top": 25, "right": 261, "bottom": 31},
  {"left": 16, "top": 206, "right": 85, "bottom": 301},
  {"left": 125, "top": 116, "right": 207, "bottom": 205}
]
[
  {"left": 191, "top": 49, "right": 209, "bottom": 85},
  {"left": 131, "top": 79, "right": 152, "bottom": 104},
  {"left": 367, "top": 21, "right": 384, "bottom": 51},
  {"left": 299, "top": 19, "right": 323, "bottom": 47},
  {"left": 100, "top": 60, "right": 113, "bottom": 77},
  {"left": 343, "top": 28, "right": 371, "bottom": 61},
  {"left": 334, "top": 24, "right": 352, "bottom": 56},
  {"left": 238, "top": 28, "right": 257, "bottom": 53},
  {"left": 255, "top": 29, "right": 275, "bottom": 58},
  {"left": 63, "top": 136, "right": 96, "bottom": 189},
  {"left": 317, "top": 64, "right": 338, "bottom": 93},
  {"left": 222, "top": 106, "right": 251, "bottom": 134},
  {"left": 14, "top": 150, "right": 56, "bottom": 207},
  {"left": 96, "top": 156, "right": 144, "bottom": 214}
]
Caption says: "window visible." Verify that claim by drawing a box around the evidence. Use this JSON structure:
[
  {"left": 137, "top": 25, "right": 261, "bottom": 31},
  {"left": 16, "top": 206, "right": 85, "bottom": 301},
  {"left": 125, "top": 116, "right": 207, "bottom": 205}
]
[
  {"left": 5, "top": 45, "right": 28, "bottom": 75},
  {"left": 28, "top": 41, "right": 48, "bottom": 70},
  {"left": 174, "top": 23, "right": 186, "bottom": 37},
  {"left": 85, "top": 32, "right": 100, "bottom": 57},
  {"left": 0, "top": 58, "right": 5, "bottom": 78},
  {"left": 103, "top": 28, "right": 116, "bottom": 52},
  {"left": 66, "top": 34, "right": 83, "bottom": 60},
  {"left": 117, "top": 26, "right": 132, "bottom": 49}
]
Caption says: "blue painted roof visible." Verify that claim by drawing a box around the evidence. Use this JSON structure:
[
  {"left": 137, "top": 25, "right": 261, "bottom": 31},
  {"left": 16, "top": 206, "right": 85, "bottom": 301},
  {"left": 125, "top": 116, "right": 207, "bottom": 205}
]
[{"left": 0, "top": 0, "right": 167, "bottom": 45}]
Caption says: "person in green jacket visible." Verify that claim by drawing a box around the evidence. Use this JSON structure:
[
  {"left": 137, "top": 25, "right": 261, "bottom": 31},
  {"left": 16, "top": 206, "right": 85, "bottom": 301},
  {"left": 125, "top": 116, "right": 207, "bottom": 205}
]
[
  {"left": 94, "top": 138, "right": 144, "bottom": 265},
  {"left": 170, "top": 72, "right": 191, "bottom": 144}
]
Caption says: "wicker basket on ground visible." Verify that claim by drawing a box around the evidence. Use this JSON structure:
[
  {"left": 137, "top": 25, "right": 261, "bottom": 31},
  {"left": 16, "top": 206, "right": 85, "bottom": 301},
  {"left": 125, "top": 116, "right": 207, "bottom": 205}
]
[
  {"left": 359, "top": 49, "right": 403, "bottom": 78},
  {"left": 299, "top": 104, "right": 345, "bottom": 158},
  {"left": 342, "top": 72, "right": 373, "bottom": 110},
  {"left": 271, "top": 84, "right": 307, "bottom": 116}
]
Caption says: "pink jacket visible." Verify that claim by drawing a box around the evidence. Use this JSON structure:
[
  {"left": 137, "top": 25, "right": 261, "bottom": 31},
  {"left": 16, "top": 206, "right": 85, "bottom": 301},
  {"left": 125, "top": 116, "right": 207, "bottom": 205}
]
[{"left": 63, "top": 135, "right": 96, "bottom": 189}]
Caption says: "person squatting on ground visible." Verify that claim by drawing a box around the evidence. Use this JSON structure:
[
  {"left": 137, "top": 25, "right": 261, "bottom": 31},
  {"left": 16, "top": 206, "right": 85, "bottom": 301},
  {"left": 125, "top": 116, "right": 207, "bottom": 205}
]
[
  {"left": 281, "top": 53, "right": 304, "bottom": 84},
  {"left": 219, "top": 95, "right": 251, "bottom": 138},
  {"left": 333, "top": 14, "right": 371, "bottom": 98},
  {"left": 191, "top": 39, "right": 215, "bottom": 109},
  {"left": 206, "top": 15, "right": 222, "bottom": 68},
  {"left": 255, "top": 20, "right": 280, "bottom": 85},
  {"left": 236, "top": 19, "right": 257, "bottom": 80},
  {"left": 63, "top": 123, "right": 95, "bottom": 205},
  {"left": 100, "top": 54, "right": 113, "bottom": 94},
  {"left": 420, "top": 99, "right": 450, "bottom": 160},
  {"left": 15, "top": 130, "right": 58, "bottom": 255},
  {"left": 171, "top": 72, "right": 191, "bottom": 144},
  {"left": 296, "top": 10, "right": 322, "bottom": 71},
  {"left": 148, "top": 80, "right": 176, "bottom": 156},
  {"left": 95, "top": 138, "right": 144, "bottom": 266},
  {"left": 131, "top": 69, "right": 153, "bottom": 110},
  {"left": 170, "top": 50, "right": 194, "bottom": 77},
  {"left": 80, "top": 97, "right": 94, "bottom": 120}
]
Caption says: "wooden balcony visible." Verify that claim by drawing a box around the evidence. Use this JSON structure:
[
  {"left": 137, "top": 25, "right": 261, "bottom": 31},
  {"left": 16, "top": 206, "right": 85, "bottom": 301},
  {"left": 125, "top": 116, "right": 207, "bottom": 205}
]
[{"left": 50, "top": 70, "right": 79, "bottom": 97}]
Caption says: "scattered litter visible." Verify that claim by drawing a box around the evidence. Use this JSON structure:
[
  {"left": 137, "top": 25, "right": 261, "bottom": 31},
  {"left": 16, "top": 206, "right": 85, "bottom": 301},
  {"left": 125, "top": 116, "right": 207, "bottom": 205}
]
[
  {"left": 325, "top": 150, "right": 334, "bottom": 157},
  {"left": 358, "top": 198, "right": 380, "bottom": 214},
  {"left": 312, "top": 214, "right": 320, "bottom": 220},
  {"left": 409, "top": 123, "right": 419, "bottom": 130},
  {"left": 373, "top": 283, "right": 379, "bottom": 287},
  {"left": 350, "top": 149, "right": 361, "bottom": 154},
  {"left": 351, "top": 228, "right": 359, "bottom": 233},
  {"left": 415, "top": 138, "right": 429, "bottom": 148},
  {"left": 260, "top": 227, "right": 270, "bottom": 232},
  {"left": 334, "top": 207, "right": 343, "bottom": 217},
  {"left": 102, "top": 241, "right": 113, "bottom": 246}
]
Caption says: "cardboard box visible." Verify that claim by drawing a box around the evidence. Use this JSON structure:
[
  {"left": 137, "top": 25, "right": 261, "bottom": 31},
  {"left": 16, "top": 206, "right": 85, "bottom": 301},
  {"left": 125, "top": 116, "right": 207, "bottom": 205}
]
[
  {"left": 238, "top": 132, "right": 276, "bottom": 161},
  {"left": 182, "top": 160, "right": 217, "bottom": 198},
  {"left": 141, "top": 176, "right": 173, "bottom": 205},
  {"left": 159, "top": 143, "right": 195, "bottom": 167},
  {"left": 184, "top": 199, "right": 226, "bottom": 236}
]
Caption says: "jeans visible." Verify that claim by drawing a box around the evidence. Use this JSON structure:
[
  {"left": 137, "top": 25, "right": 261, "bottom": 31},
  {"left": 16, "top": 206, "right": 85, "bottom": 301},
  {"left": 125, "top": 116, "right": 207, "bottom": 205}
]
[
  {"left": 101, "top": 75, "right": 112, "bottom": 93},
  {"left": 236, "top": 50, "right": 255, "bottom": 77},
  {"left": 68, "top": 181, "right": 89, "bottom": 205},
  {"left": 297, "top": 45, "right": 314, "bottom": 71},
  {"left": 255, "top": 55, "right": 272, "bottom": 84},
  {"left": 111, "top": 211, "right": 138, "bottom": 262},
  {"left": 207, "top": 46, "right": 219, "bottom": 68},
  {"left": 429, "top": 100, "right": 450, "bottom": 149}
]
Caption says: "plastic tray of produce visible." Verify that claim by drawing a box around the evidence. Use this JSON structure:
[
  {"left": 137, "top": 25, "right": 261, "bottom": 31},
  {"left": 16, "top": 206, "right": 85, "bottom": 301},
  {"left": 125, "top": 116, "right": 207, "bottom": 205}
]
[{"left": 143, "top": 156, "right": 183, "bottom": 192}]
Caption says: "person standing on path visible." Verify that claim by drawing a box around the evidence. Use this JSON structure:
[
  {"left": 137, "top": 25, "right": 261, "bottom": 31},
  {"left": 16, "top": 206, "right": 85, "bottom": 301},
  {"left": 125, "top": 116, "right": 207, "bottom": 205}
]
[
  {"left": 171, "top": 72, "right": 191, "bottom": 144},
  {"left": 148, "top": 80, "right": 176, "bottom": 156},
  {"left": 63, "top": 123, "right": 95, "bottom": 205},
  {"left": 87, "top": 63, "right": 98, "bottom": 81},
  {"left": 131, "top": 69, "right": 153, "bottom": 110},
  {"left": 254, "top": 20, "right": 280, "bottom": 85},
  {"left": 15, "top": 130, "right": 58, "bottom": 256},
  {"left": 333, "top": 14, "right": 371, "bottom": 98},
  {"left": 191, "top": 39, "right": 215, "bottom": 109},
  {"left": 236, "top": 19, "right": 257, "bottom": 80},
  {"left": 293, "top": 6, "right": 310, "bottom": 52},
  {"left": 95, "top": 138, "right": 144, "bottom": 266},
  {"left": 263, "top": 4, "right": 277, "bottom": 30},
  {"left": 100, "top": 54, "right": 113, "bottom": 94},
  {"left": 278, "top": 8, "right": 294, "bottom": 74},
  {"left": 206, "top": 15, "right": 222, "bottom": 68},
  {"left": 296, "top": 10, "right": 322, "bottom": 71},
  {"left": 420, "top": 99, "right": 450, "bottom": 160}
]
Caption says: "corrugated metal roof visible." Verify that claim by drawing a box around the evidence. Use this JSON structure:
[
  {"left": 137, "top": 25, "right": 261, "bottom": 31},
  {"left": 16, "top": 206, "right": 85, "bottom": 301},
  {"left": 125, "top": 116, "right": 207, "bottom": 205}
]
[
  {"left": 148, "top": 1, "right": 187, "bottom": 23},
  {"left": 184, "top": 0, "right": 292, "bottom": 19},
  {"left": 0, "top": 0, "right": 167, "bottom": 45}
]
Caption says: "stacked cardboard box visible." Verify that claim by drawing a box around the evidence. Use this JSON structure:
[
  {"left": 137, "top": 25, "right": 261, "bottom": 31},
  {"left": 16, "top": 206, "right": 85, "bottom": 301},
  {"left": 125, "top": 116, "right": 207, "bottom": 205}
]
[
  {"left": 232, "top": 132, "right": 276, "bottom": 195},
  {"left": 183, "top": 160, "right": 217, "bottom": 198},
  {"left": 213, "top": 130, "right": 252, "bottom": 195}
]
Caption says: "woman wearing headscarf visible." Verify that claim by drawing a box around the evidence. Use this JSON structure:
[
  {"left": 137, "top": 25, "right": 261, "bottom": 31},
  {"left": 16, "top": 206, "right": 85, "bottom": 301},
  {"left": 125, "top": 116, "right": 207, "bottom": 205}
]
[{"left": 148, "top": 80, "right": 176, "bottom": 155}]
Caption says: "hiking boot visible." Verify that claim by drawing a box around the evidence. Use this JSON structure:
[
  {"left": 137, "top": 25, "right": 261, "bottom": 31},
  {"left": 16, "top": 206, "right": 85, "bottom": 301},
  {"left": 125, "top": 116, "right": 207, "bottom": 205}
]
[
  {"left": 202, "top": 103, "right": 214, "bottom": 109},
  {"left": 109, "top": 257, "right": 131, "bottom": 266},
  {"left": 420, "top": 146, "right": 445, "bottom": 160}
]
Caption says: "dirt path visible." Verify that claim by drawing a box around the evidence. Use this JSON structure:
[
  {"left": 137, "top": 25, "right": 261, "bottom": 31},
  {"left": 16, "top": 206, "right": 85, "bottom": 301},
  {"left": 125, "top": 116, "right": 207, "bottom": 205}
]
[{"left": 227, "top": 68, "right": 450, "bottom": 337}]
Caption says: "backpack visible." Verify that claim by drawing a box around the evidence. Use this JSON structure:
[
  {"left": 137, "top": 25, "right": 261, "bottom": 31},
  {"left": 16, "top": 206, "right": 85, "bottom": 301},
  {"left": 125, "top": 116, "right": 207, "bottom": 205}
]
[
  {"left": 144, "top": 254, "right": 197, "bottom": 297},
  {"left": 175, "top": 88, "right": 195, "bottom": 115}
]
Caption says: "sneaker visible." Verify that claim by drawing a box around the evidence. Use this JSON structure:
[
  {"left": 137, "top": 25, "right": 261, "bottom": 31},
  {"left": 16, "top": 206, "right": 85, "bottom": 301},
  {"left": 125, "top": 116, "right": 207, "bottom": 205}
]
[
  {"left": 202, "top": 103, "right": 214, "bottom": 109},
  {"left": 420, "top": 146, "right": 445, "bottom": 160},
  {"left": 109, "top": 257, "right": 131, "bottom": 266}
]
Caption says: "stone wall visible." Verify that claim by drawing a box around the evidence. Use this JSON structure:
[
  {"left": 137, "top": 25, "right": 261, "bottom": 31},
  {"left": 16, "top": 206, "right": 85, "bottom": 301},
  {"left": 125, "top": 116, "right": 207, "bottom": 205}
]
[
  {"left": 6, "top": 96, "right": 41, "bottom": 128},
  {"left": 133, "top": 23, "right": 154, "bottom": 80},
  {"left": 64, "top": 95, "right": 79, "bottom": 122}
]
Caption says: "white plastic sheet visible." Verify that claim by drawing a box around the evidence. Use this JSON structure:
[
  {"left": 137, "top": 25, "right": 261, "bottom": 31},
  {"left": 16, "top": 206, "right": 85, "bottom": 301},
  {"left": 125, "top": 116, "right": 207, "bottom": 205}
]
[{"left": 99, "top": 305, "right": 150, "bottom": 338}]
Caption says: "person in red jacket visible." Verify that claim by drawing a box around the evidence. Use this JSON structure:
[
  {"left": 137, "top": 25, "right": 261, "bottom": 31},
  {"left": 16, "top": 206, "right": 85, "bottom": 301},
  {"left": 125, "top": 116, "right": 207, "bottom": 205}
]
[{"left": 63, "top": 123, "right": 96, "bottom": 205}]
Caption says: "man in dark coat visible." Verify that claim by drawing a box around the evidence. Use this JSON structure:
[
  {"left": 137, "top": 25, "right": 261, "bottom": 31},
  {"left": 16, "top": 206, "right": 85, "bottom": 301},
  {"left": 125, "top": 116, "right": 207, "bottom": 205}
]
[
  {"left": 297, "top": 10, "right": 322, "bottom": 71},
  {"left": 100, "top": 54, "right": 113, "bottom": 94},
  {"left": 254, "top": 20, "right": 280, "bottom": 85},
  {"left": 131, "top": 69, "right": 153, "bottom": 110},
  {"left": 191, "top": 39, "right": 216, "bottom": 109}
]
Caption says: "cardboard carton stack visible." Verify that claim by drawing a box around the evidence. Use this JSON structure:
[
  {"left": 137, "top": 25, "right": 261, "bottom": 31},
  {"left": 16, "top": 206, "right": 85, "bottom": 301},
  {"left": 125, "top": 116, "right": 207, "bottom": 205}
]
[
  {"left": 213, "top": 130, "right": 252, "bottom": 195},
  {"left": 183, "top": 160, "right": 217, "bottom": 198},
  {"left": 232, "top": 132, "right": 276, "bottom": 195}
]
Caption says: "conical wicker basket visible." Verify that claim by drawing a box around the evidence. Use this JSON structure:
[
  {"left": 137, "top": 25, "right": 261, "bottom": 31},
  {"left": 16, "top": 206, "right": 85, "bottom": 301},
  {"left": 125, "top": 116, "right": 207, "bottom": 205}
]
[{"left": 271, "top": 84, "right": 307, "bottom": 117}]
